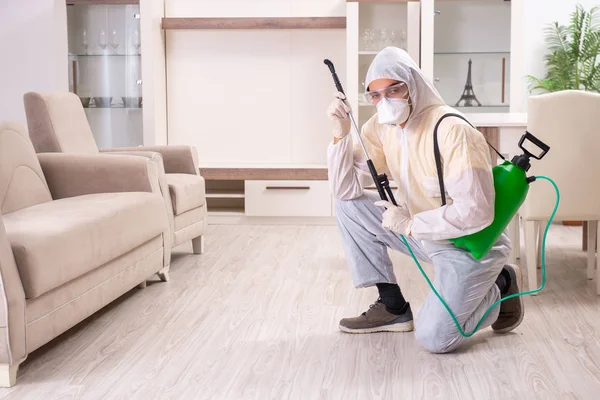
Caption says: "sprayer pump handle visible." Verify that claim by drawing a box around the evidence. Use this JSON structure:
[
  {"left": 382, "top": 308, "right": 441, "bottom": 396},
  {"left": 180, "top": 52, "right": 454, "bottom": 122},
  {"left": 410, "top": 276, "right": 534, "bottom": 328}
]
[{"left": 519, "top": 131, "right": 550, "bottom": 160}]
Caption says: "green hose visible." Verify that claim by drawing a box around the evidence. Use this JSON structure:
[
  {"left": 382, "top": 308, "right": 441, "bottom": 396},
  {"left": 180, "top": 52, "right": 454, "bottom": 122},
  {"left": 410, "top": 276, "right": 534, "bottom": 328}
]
[{"left": 400, "top": 175, "right": 560, "bottom": 338}]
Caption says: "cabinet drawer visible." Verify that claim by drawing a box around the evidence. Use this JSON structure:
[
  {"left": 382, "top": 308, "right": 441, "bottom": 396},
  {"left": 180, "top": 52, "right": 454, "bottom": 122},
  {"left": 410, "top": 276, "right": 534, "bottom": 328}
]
[{"left": 245, "top": 180, "right": 332, "bottom": 217}]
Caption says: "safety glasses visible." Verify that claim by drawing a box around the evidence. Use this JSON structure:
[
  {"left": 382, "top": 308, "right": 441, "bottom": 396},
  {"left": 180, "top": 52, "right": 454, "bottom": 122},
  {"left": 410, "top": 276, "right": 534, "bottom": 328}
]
[{"left": 363, "top": 82, "right": 409, "bottom": 105}]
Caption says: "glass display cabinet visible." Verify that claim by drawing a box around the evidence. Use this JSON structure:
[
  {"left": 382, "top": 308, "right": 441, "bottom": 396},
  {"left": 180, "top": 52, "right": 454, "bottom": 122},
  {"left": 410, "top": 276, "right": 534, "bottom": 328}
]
[
  {"left": 346, "top": 0, "right": 421, "bottom": 128},
  {"left": 432, "top": 0, "right": 511, "bottom": 113},
  {"left": 66, "top": 1, "right": 143, "bottom": 148}
]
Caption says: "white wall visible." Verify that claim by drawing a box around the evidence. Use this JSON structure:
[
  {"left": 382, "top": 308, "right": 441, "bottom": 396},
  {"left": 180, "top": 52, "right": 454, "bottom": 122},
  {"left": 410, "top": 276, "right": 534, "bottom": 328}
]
[
  {"left": 166, "top": 0, "right": 346, "bottom": 165},
  {"left": 512, "top": 0, "right": 600, "bottom": 112},
  {"left": 0, "top": 0, "right": 68, "bottom": 125}
]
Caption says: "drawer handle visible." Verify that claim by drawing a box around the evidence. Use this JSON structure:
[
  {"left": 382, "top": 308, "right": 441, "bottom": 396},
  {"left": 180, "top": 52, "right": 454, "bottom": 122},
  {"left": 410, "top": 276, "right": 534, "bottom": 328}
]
[{"left": 265, "top": 186, "right": 311, "bottom": 190}]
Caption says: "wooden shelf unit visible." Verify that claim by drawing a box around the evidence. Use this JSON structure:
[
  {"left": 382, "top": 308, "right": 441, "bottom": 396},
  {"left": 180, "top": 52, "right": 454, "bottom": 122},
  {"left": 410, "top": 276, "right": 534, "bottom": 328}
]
[
  {"left": 199, "top": 167, "right": 328, "bottom": 181},
  {"left": 200, "top": 167, "right": 330, "bottom": 216},
  {"left": 161, "top": 17, "right": 346, "bottom": 30},
  {"left": 204, "top": 179, "right": 245, "bottom": 214}
]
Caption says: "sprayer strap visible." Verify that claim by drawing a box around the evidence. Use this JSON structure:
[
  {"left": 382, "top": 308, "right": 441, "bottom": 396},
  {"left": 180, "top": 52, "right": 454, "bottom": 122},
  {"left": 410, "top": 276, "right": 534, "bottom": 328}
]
[{"left": 433, "top": 113, "right": 505, "bottom": 206}]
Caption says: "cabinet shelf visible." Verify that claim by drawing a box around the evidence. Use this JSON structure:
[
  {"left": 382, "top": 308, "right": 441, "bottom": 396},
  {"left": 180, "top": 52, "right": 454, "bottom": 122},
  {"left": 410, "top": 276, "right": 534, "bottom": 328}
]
[
  {"left": 434, "top": 51, "right": 510, "bottom": 56},
  {"left": 208, "top": 209, "right": 246, "bottom": 216},
  {"left": 71, "top": 54, "right": 141, "bottom": 57},
  {"left": 67, "top": 0, "right": 139, "bottom": 4},
  {"left": 456, "top": 105, "right": 510, "bottom": 108},
  {"left": 199, "top": 167, "right": 328, "bottom": 181},
  {"left": 206, "top": 191, "right": 245, "bottom": 199},
  {"left": 83, "top": 106, "right": 143, "bottom": 109},
  {"left": 161, "top": 17, "right": 346, "bottom": 30},
  {"left": 347, "top": 0, "right": 418, "bottom": 3}
]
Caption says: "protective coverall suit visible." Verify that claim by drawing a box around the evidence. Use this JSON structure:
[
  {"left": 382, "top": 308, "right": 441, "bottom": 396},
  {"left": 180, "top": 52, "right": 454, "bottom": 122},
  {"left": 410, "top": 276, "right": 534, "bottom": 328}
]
[{"left": 327, "top": 47, "right": 515, "bottom": 353}]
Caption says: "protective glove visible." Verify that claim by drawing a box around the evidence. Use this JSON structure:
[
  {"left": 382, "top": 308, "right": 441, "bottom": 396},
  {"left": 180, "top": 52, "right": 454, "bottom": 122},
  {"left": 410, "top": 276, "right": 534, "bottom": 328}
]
[
  {"left": 326, "top": 91, "right": 352, "bottom": 139},
  {"left": 375, "top": 200, "right": 413, "bottom": 236}
]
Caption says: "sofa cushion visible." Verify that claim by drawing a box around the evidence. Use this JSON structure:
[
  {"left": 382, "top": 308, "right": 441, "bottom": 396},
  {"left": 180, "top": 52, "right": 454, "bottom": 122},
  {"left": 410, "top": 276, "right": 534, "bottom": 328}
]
[
  {"left": 3, "top": 192, "right": 166, "bottom": 299},
  {"left": 166, "top": 173, "right": 206, "bottom": 215}
]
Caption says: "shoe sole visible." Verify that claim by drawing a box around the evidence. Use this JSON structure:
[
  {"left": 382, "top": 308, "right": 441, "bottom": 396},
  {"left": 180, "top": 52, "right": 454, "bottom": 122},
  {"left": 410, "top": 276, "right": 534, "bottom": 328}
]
[
  {"left": 494, "top": 263, "right": 525, "bottom": 334},
  {"left": 339, "top": 320, "right": 414, "bottom": 334}
]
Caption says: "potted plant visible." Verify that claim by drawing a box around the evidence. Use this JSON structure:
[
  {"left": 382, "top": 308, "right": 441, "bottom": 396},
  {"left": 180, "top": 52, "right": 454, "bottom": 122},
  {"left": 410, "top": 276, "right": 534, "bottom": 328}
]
[
  {"left": 528, "top": 4, "right": 600, "bottom": 227},
  {"left": 528, "top": 4, "right": 600, "bottom": 93}
]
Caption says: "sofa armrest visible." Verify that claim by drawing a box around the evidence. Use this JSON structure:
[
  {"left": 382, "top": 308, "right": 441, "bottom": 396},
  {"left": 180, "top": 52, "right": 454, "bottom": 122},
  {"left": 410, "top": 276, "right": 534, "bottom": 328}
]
[
  {"left": 99, "top": 151, "right": 174, "bottom": 266},
  {"left": 99, "top": 151, "right": 173, "bottom": 210},
  {"left": 0, "top": 215, "right": 27, "bottom": 368},
  {"left": 102, "top": 146, "right": 199, "bottom": 175},
  {"left": 38, "top": 153, "right": 161, "bottom": 200}
]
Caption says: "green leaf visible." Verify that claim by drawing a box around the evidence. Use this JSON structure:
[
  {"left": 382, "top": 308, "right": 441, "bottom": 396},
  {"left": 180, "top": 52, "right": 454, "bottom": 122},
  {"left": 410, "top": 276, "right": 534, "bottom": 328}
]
[
  {"left": 529, "top": 4, "right": 600, "bottom": 93},
  {"left": 526, "top": 76, "right": 563, "bottom": 93},
  {"left": 544, "top": 22, "right": 571, "bottom": 53}
]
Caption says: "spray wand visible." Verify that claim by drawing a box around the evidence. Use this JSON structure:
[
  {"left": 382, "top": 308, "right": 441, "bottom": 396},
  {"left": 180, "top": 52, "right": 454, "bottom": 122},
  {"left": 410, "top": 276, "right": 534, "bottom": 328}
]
[{"left": 324, "top": 59, "right": 397, "bottom": 206}]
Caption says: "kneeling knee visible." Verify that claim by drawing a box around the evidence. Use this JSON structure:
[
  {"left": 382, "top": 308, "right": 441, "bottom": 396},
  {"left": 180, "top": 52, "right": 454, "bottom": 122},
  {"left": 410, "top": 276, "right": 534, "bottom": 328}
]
[{"left": 415, "top": 323, "right": 459, "bottom": 354}]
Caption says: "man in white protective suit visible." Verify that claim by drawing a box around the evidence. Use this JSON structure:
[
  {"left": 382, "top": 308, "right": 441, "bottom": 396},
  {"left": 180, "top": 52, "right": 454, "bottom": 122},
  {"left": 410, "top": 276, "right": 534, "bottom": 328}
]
[{"left": 326, "top": 47, "right": 523, "bottom": 353}]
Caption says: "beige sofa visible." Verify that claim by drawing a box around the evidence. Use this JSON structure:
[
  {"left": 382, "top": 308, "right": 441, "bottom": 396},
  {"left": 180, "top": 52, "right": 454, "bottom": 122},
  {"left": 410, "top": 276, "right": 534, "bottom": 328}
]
[
  {"left": 23, "top": 92, "right": 208, "bottom": 258},
  {"left": 0, "top": 122, "right": 170, "bottom": 387}
]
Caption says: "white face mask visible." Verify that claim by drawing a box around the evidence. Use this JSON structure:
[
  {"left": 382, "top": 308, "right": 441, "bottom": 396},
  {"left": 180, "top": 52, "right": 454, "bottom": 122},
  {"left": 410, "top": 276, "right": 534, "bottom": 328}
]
[{"left": 376, "top": 97, "right": 411, "bottom": 125}]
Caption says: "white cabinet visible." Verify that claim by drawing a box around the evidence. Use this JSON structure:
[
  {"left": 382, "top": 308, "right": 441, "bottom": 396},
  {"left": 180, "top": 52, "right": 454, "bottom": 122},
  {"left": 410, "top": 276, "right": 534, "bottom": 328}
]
[{"left": 245, "top": 180, "right": 332, "bottom": 217}]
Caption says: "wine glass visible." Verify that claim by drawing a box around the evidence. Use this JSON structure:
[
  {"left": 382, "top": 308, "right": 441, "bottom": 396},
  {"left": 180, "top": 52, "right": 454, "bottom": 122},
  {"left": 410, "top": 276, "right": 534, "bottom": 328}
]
[
  {"left": 379, "top": 29, "right": 392, "bottom": 50},
  {"left": 387, "top": 30, "right": 396, "bottom": 47},
  {"left": 82, "top": 28, "right": 89, "bottom": 55},
  {"left": 99, "top": 30, "right": 107, "bottom": 50},
  {"left": 132, "top": 30, "right": 141, "bottom": 55},
  {"left": 361, "top": 29, "right": 375, "bottom": 51},
  {"left": 398, "top": 29, "right": 407, "bottom": 50},
  {"left": 110, "top": 30, "right": 119, "bottom": 53}
]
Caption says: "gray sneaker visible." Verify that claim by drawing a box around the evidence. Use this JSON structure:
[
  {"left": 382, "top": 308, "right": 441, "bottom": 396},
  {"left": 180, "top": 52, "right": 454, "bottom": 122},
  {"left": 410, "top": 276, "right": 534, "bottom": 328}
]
[
  {"left": 492, "top": 264, "right": 525, "bottom": 333},
  {"left": 339, "top": 300, "right": 414, "bottom": 334}
]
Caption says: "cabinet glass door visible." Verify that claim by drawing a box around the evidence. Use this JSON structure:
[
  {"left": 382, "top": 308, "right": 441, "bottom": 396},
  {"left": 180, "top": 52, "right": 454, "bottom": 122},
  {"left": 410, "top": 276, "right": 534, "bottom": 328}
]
[
  {"left": 67, "top": 3, "right": 143, "bottom": 148},
  {"left": 433, "top": 1, "right": 511, "bottom": 113},
  {"left": 356, "top": 1, "right": 412, "bottom": 128}
]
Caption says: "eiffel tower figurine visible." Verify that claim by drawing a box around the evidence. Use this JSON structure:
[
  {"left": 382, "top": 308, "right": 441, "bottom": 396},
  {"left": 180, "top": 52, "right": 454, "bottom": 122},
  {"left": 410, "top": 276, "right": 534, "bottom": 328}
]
[{"left": 455, "top": 59, "right": 481, "bottom": 107}]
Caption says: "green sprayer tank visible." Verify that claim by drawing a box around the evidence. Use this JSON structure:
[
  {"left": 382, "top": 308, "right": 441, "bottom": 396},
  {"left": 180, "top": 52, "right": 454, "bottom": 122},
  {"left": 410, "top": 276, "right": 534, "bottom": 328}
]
[{"left": 450, "top": 132, "right": 550, "bottom": 259}]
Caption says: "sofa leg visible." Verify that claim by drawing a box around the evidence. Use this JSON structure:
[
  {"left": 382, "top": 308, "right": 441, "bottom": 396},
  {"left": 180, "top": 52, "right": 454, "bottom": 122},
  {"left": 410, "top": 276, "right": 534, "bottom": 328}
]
[
  {"left": 138, "top": 280, "right": 147, "bottom": 289},
  {"left": 192, "top": 235, "right": 204, "bottom": 255},
  {"left": 0, "top": 363, "right": 19, "bottom": 387},
  {"left": 157, "top": 266, "right": 170, "bottom": 282}
]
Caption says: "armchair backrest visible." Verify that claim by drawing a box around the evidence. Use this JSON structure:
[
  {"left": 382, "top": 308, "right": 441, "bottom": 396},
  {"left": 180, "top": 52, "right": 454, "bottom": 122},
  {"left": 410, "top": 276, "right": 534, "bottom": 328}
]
[
  {"left": 524, "top": 90, "right": 600, "bottom": 220},
  {"left": 23, "top": 91, "right": 99, "bottom": 154}
]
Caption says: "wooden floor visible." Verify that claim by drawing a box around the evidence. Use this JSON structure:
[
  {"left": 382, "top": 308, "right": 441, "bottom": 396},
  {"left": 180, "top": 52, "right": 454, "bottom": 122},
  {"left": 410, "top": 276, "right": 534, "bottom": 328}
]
[{"left": 2, "top": 224, "right": 600, "bottom": 399}]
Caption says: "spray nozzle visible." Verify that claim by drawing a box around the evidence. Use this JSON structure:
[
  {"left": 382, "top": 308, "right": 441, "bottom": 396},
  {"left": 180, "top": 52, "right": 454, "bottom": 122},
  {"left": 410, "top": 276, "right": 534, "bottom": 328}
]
[{"left": 511, "top": 131, "right": 550, "bottom": 172}]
